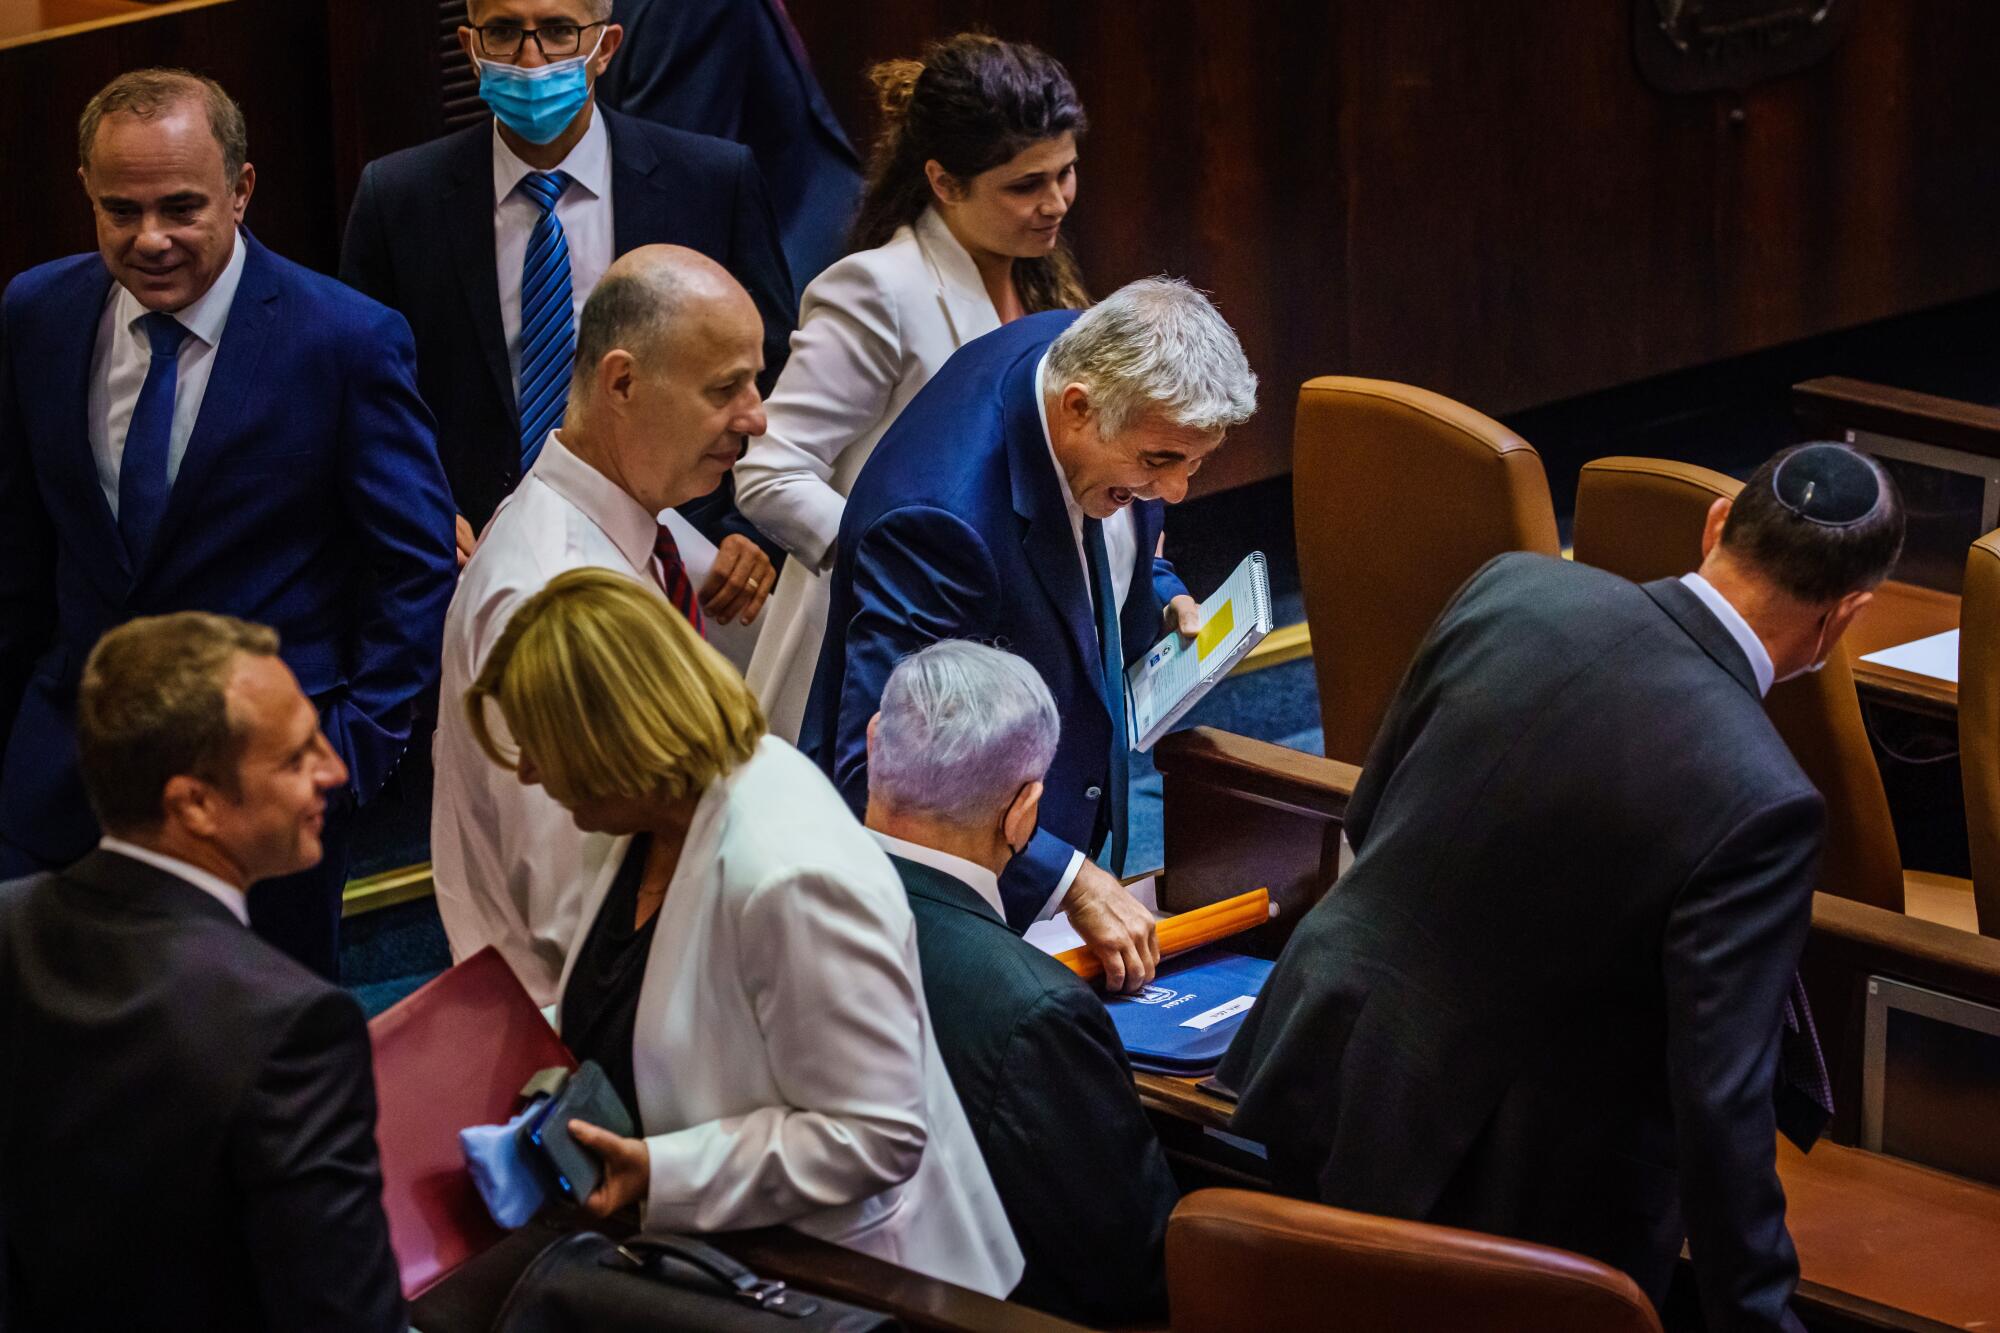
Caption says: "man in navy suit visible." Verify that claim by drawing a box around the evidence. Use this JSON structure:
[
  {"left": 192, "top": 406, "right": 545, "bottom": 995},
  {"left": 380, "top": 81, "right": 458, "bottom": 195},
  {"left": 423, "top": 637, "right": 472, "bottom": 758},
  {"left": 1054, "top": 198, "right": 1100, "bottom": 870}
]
[
  {"left": 599, "top": 0, "right": 864, "bottom": 296},
  {"left": 342, "top": 0, "right": 793, "bottom": 625},
  {"left": 0, "top": 70, "right": 456, "bottom": 979},
  {"left": 802, "top": 278, "right": 1258, "bottom": 990}
]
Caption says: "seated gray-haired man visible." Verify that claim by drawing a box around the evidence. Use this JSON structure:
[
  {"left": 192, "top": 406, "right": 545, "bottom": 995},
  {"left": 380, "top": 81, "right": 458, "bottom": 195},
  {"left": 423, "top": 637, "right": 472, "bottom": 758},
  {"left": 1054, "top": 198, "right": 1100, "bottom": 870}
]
[
  {"left": 805, "top": 276, "right": 1259, "bottom": 993},
  {"left": 864, "top": 639, "right": 1180, "bottom": 1326}
]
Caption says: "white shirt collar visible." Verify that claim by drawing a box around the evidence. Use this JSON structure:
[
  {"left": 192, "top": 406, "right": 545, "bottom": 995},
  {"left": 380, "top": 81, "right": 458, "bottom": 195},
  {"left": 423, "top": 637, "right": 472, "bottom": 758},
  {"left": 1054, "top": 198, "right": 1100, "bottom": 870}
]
[
  {"left": 492, "top": 102, "right": 611, "bottom": 208},
  {"left": 1680, "top": 571, "right": 1775, "bottom": 697},
  {"left": 112, "top": 225, "right": 247, "bottom": 349},
  {"left": 1033, "top": 349, "right": 1088, "bottom": 543},
  {"left": 524, "top": 430, "right": 659, "bottom": 574},
  {"left": 870, "top": 830, "right": 1007, "bottom": 922},
  {"left": 98, "top": 836, "right": 249, "bottom": 925}
]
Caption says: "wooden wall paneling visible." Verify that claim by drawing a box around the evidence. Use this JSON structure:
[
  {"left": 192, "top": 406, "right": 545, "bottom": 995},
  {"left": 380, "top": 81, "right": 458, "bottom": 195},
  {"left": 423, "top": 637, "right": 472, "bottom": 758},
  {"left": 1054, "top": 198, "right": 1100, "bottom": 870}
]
[
  {"left": 784, "top": 1, "right": 1348, "bottom": 493},
  {"left": 0, "top": 0, "right": 337, "bottom": 287},
  {"left": 323, "top": 0, "right": 451, "bottom": 230}
]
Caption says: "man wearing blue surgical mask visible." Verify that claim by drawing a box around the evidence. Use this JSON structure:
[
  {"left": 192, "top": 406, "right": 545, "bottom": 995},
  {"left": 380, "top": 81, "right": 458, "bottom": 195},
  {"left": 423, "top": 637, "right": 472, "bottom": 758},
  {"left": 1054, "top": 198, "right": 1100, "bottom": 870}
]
[{"left": 341, "top": 0, "right": 794, "bottom": 629}]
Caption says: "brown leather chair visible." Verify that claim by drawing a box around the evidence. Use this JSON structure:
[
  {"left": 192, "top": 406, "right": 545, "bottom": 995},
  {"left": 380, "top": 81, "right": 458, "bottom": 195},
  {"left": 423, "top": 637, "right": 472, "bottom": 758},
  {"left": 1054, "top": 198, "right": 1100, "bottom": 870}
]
[
  {"left": 1961, "top": 531, "right": 2000, "bottom": 936},
  {"left": 1166, "top": 1189, "right": 1661, "bottom": 1333},
  {"left": 1294, "top": 377, "right": 1560, "bottom": 766},
  {"left": 1572, "top": 457, "right": 1980, "bottom": 924}
]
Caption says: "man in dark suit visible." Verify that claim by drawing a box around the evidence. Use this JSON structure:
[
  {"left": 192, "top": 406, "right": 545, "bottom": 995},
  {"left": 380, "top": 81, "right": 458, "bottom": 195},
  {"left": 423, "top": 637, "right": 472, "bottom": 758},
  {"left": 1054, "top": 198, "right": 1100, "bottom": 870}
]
[
  {"left": 0, "top": 70, "right": 456, "bottom": 978},
  {"left": 0, "top": 611, "right": 404, "bottom": 1331},
  {"left": 341, "top": 0, "right": 793, "bottom": 618},
  {"left": 598, "top": 0, "right": 864, "bottom": 297},
  {"left": 1219, "top": 444, "right": 1907, "bottom": 1332},
  {"left": 801, "top": 277, "right": 1258, "bottom": 991},
  {"left": 863, "top": 639, "right": 1178, "bottom": 1324}
]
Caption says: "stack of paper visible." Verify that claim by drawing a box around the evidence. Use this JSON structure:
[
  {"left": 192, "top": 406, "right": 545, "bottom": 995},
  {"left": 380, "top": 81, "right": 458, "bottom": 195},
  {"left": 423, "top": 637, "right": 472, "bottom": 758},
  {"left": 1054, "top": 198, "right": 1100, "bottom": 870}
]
[
  {"left": 1127, "top": 551, "right": 1273, "bottom": 751},
  {"left": 1859, "top": 629, "right": 1960, "bottom": 685}
]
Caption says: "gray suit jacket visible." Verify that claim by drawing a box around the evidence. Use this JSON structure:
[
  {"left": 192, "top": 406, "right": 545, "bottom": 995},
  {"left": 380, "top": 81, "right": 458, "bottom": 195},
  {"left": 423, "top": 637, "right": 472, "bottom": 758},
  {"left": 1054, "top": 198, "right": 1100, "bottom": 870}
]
[{"left": 1220, "top": 553, "right": 1821, "bottom": 1333}]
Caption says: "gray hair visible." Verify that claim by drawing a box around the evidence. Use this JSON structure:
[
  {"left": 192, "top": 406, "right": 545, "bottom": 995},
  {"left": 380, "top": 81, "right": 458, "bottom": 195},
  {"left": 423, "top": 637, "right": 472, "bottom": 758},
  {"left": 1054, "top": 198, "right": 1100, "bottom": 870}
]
[
  {"left": 871, "top": 640, "right": 1060, "bottom": 826},
  {"left": 1043, "top": 276, "right": 1258, "bottom": 440},
  {"left": 467, "top": 0, "right": 613, "bottom": 22}
]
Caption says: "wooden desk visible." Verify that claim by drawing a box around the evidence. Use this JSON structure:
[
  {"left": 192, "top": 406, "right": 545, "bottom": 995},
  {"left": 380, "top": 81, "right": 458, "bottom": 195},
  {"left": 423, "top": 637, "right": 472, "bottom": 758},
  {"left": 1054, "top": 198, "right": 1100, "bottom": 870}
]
[
  {"left": 1134, "top": 1072, "right": 2000, "bottom": 1331},
  {"left": 1846, "top": 580, "right": 1960, "bottom": 718},
  {"left": 0, "top": 0, "right": 232, "bottom": 50}
]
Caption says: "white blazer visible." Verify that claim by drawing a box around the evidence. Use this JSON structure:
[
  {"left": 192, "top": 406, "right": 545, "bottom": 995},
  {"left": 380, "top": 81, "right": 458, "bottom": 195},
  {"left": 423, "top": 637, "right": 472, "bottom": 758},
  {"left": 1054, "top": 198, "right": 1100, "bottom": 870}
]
[
  {"left": 734, "top": 208, "right": 1001, "bottom": 740},
  {"left": 552, "top": 736, "right": 1025, "bottom": 1296}
]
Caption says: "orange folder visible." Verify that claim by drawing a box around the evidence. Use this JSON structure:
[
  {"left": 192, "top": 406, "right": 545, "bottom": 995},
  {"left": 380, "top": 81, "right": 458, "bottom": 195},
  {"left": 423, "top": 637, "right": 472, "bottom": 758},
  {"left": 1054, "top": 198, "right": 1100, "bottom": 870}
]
[{"left": 1055, "top": 887, "right": 1272, "bottom": 985}]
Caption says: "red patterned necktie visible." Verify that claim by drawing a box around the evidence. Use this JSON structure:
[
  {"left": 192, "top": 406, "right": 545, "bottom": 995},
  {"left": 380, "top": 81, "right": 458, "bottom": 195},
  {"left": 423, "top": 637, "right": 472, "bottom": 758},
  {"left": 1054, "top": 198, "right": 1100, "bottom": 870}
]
[{"left": 653, "top": 524, "right": 706, "bottom": 638}]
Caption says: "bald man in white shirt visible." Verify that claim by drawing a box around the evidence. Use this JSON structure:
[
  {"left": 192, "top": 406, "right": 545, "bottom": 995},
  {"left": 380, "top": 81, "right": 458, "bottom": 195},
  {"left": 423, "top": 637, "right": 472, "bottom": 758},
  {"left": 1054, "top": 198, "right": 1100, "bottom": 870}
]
[{"left": 433, "top": 245, "right": 768, "bottom": 1001}]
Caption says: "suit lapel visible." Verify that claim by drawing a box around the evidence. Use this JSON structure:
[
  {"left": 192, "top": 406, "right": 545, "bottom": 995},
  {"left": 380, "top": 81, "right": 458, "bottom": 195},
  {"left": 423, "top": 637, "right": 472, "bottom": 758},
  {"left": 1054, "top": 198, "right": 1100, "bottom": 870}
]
[
  {"left": 447, "top": 131, "right": 516, "bottom": 425},
  {"left": 45, "top": 263, "right": 132, "bottom": 589},
  {"left": 1006, "top": 350, "right": 1106, "bottom": 711},
  {"left": 1643, "top": 576, "right": 1762, "bottom": 697},
  {"left": 605, "top": 109, "right": 662, "bottom": 260},
  {"left": 144, "top": 233, "right": 278, "bottom": 573},
  {"left": 914, "top": 208, "right": 999, "bottom": 350}
]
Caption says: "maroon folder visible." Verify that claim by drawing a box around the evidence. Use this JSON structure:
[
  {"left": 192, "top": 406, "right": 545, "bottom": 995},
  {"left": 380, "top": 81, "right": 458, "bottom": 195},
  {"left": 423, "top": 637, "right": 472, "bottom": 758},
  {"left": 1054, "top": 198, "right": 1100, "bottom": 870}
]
[{"left": 367, "top": 947, "right": 577, "bottom": 1298}]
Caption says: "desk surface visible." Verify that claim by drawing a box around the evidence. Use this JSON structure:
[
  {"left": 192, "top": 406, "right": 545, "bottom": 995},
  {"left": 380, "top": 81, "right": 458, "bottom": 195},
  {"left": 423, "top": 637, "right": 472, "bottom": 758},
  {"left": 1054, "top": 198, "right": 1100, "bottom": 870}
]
[
  {"left": 0, "top": 0, "right": 233, "bottom": 50},
  {"left": 1135, "top": 1073, "right": 2000, "bottom": 1331},
  {"left": 1847, "top": 579, "right": 1960, "bottom": 717}
]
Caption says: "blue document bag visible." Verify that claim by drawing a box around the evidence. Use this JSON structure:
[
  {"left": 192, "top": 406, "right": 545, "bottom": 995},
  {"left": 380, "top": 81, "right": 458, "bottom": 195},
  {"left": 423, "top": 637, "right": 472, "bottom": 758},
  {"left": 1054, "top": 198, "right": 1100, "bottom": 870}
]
[{"left": 1104, "top": 948, "right": 1273, "bottom": 1075}]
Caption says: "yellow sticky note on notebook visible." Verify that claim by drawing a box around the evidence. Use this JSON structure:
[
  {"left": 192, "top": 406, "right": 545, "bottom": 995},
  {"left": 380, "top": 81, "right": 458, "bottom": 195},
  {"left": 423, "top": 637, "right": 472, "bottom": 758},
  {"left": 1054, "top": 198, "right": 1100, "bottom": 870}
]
[{"left": 1196, "top": 599, "right": 1235, "bottom": 660}]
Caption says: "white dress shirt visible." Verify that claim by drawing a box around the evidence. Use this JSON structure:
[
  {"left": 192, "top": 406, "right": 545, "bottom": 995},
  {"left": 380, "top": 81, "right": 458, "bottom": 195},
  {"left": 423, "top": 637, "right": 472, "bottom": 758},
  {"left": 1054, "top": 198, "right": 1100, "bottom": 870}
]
[
  {"left": 736, "top": 208, "right": 1002, "bottom": 741},
  {"left": 98, "top": 836, "right": 248, "bottom": 924},
  {"left": 1034, "top": 347, "right": 1140, "bottom": 908},
  {"left": 87, "top": 230, "right": 248, "bottom": 515},
  {"left": 431, "top": 431, "right": 673, "bottom": 1004},
  {"left": 553, "top": 737, "right": 1024, "bottom": 1295},
  {"left": 1680, "top": 572, "right": 1775, "bottom": 698},
  {"left": 493, "top": 107, "right": 614, "bottom": 390},
  {"left": 1035, "top": 349, "right": 1138, "bottom": 611},
  {"left": 870, "top": 830, "right": 1006, "bottom": 920}
]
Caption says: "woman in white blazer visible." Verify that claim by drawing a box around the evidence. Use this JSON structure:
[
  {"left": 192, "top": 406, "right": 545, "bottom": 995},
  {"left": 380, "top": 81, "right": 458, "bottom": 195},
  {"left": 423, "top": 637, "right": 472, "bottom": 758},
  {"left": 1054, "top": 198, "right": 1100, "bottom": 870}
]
[
  {"left": 464, "top": 569, "right": 1023, "bottom": 1297},
  {"left": 736, "top": 34, "right": 1093, "bottom": 739}
]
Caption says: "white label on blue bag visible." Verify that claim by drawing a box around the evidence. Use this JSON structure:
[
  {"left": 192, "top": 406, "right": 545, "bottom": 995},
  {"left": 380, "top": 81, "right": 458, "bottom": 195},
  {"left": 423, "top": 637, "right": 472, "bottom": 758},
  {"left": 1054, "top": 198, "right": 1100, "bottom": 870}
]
[{"left": 1179, "top": 995, "right": 1256, "bottom": 1030}]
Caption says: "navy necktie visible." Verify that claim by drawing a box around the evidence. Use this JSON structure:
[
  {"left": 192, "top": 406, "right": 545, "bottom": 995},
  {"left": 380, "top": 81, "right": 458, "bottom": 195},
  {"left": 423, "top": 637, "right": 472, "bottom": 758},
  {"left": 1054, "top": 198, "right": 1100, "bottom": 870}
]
[
  {"left": 1085, "top": 518, "right": 1130, "bottom": 876},
  {"left": 516, "top": 170, "right": 575, "bottom": 473},
  {"left": 1776, "top": 973, "right": 1834, "bottom": 1151},
  {"left": 118, "top": 311, "right": 189, "bottom": 563}
]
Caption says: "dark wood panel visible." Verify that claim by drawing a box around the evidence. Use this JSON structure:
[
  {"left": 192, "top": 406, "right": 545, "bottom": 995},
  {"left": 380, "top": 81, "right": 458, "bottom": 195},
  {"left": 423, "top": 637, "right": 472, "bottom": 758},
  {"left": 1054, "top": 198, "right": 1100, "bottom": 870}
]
[
  {"left": 0, "top": 0, "right": 336, "bottom": 285},
  {"left": 790, "top": 1, "right": 2000, "bottom": 491},
  {"left": 786, "top": 0, "right": 1349, "bottom": 496}
]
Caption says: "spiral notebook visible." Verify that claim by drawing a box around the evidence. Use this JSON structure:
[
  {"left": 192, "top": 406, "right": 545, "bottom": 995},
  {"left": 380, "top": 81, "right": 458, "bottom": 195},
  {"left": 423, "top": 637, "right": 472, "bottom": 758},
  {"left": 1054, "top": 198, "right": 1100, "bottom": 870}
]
[{"left": 1126, "top": 551, "right": 1272, "bottom": 751}]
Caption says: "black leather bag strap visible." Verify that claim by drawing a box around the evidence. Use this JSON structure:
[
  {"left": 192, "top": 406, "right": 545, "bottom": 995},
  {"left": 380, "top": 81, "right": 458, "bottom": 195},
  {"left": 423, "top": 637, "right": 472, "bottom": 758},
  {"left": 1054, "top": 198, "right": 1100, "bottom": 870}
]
[{"left": 610, "top": 1234, "right": 819, "bottom": 1319}]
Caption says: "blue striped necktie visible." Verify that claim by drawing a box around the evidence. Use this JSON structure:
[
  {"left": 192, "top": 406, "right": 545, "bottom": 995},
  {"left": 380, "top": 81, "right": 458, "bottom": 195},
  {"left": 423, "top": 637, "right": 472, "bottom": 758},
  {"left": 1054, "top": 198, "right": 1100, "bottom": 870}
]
[
  {"left": 118, "top": 311, "right": 189, "bottom": 563},
  {"left": 515, "top": 169, "right": 574, "bottom": 472},
  {"left": 1085, "top": 518, "right": 1130, "bottom": 876}
]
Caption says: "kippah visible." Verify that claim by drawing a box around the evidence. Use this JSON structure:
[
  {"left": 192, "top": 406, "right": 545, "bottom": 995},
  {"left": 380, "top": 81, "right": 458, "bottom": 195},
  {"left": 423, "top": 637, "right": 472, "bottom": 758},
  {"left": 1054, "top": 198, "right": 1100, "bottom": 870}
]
[{"left": 1771, "top": 443, "right": 1883, "bottom": 527}]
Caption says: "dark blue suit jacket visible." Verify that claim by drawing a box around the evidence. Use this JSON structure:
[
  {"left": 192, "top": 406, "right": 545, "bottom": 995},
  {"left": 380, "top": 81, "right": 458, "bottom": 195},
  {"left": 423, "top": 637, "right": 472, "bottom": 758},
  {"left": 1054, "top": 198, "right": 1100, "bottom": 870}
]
[
  {"left": 801, "top": 313, "right": 1187, "bottom": 926},
  {"left": 339, "top": 106, "right": 796, "bottom": 539},
  {"left": 600, "top": 0, "right": 863, "bottom": 297},
  {"left": 0, "top": 232, "right": 457, "bottom": 870}
]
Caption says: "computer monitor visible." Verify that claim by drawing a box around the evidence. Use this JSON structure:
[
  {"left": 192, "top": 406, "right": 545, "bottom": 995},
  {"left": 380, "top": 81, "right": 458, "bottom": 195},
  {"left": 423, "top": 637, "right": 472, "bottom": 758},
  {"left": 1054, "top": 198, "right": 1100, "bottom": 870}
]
[
  {"left": 1861, "top": 975, "right": 2000, "bottom": 1188},
  {"left": 1847, "top": 428, "right": 2000, "bottom": 594}
]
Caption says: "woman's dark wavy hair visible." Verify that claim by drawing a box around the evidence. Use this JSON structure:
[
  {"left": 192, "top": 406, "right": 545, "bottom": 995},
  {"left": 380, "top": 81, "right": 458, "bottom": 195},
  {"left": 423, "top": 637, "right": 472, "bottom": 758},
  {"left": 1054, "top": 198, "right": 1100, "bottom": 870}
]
[{"left": 849, "top": 33, "right": 1090, "bottom": 313}]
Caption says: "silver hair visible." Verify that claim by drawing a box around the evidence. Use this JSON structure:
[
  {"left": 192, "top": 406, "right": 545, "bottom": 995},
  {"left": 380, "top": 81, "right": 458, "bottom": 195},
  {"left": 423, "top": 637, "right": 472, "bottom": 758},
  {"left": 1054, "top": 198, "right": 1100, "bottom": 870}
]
[
  {"left": 870, "top": 640, "right": 1060, "bottom": 826},
  {"left": 467, "top": 0, "right": 614, "bottom": 24},
  {"left": 1043, "top": 276, "right": 1258, "bottom": 440}
]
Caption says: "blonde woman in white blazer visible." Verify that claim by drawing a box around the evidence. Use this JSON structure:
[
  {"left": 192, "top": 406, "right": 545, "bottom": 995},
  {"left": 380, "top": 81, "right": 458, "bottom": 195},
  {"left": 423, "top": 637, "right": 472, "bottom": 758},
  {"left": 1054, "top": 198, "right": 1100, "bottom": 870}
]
[
  {"left": 736, "top": 34, "right": 1092, "bottom": 739},
  {"left": 465, "top": 569, "right": 1023, "bottom": 1296}
]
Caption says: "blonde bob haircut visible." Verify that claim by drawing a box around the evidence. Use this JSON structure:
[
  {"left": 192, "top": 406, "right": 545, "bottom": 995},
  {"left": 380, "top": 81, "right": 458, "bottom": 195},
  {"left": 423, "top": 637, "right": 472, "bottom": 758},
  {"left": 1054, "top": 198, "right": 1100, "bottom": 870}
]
[{"left": 465, "top": 568, "right": 764, "bottom": 804}]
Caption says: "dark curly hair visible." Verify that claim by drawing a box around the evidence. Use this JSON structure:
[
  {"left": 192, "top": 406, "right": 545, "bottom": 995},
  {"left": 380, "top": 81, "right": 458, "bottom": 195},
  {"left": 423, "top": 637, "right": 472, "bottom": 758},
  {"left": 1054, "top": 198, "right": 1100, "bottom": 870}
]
[{"left": 849, "top": 33, "right": 1090, "bottom": 313}]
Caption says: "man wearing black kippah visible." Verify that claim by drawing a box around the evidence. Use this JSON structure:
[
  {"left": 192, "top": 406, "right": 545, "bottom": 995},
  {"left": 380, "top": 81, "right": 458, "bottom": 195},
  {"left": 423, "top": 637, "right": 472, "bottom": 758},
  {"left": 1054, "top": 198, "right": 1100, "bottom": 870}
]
[{"left": 1221, "top": 443, "right": 1904, "bottom": 1333}]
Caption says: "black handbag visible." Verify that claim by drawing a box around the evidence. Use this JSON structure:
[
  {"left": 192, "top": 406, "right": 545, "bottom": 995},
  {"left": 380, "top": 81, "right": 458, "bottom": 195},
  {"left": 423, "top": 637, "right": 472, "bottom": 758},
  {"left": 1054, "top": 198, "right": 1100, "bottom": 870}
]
[{"left": 491, "top": 1230, "right": 902, "bottom": 1333}]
